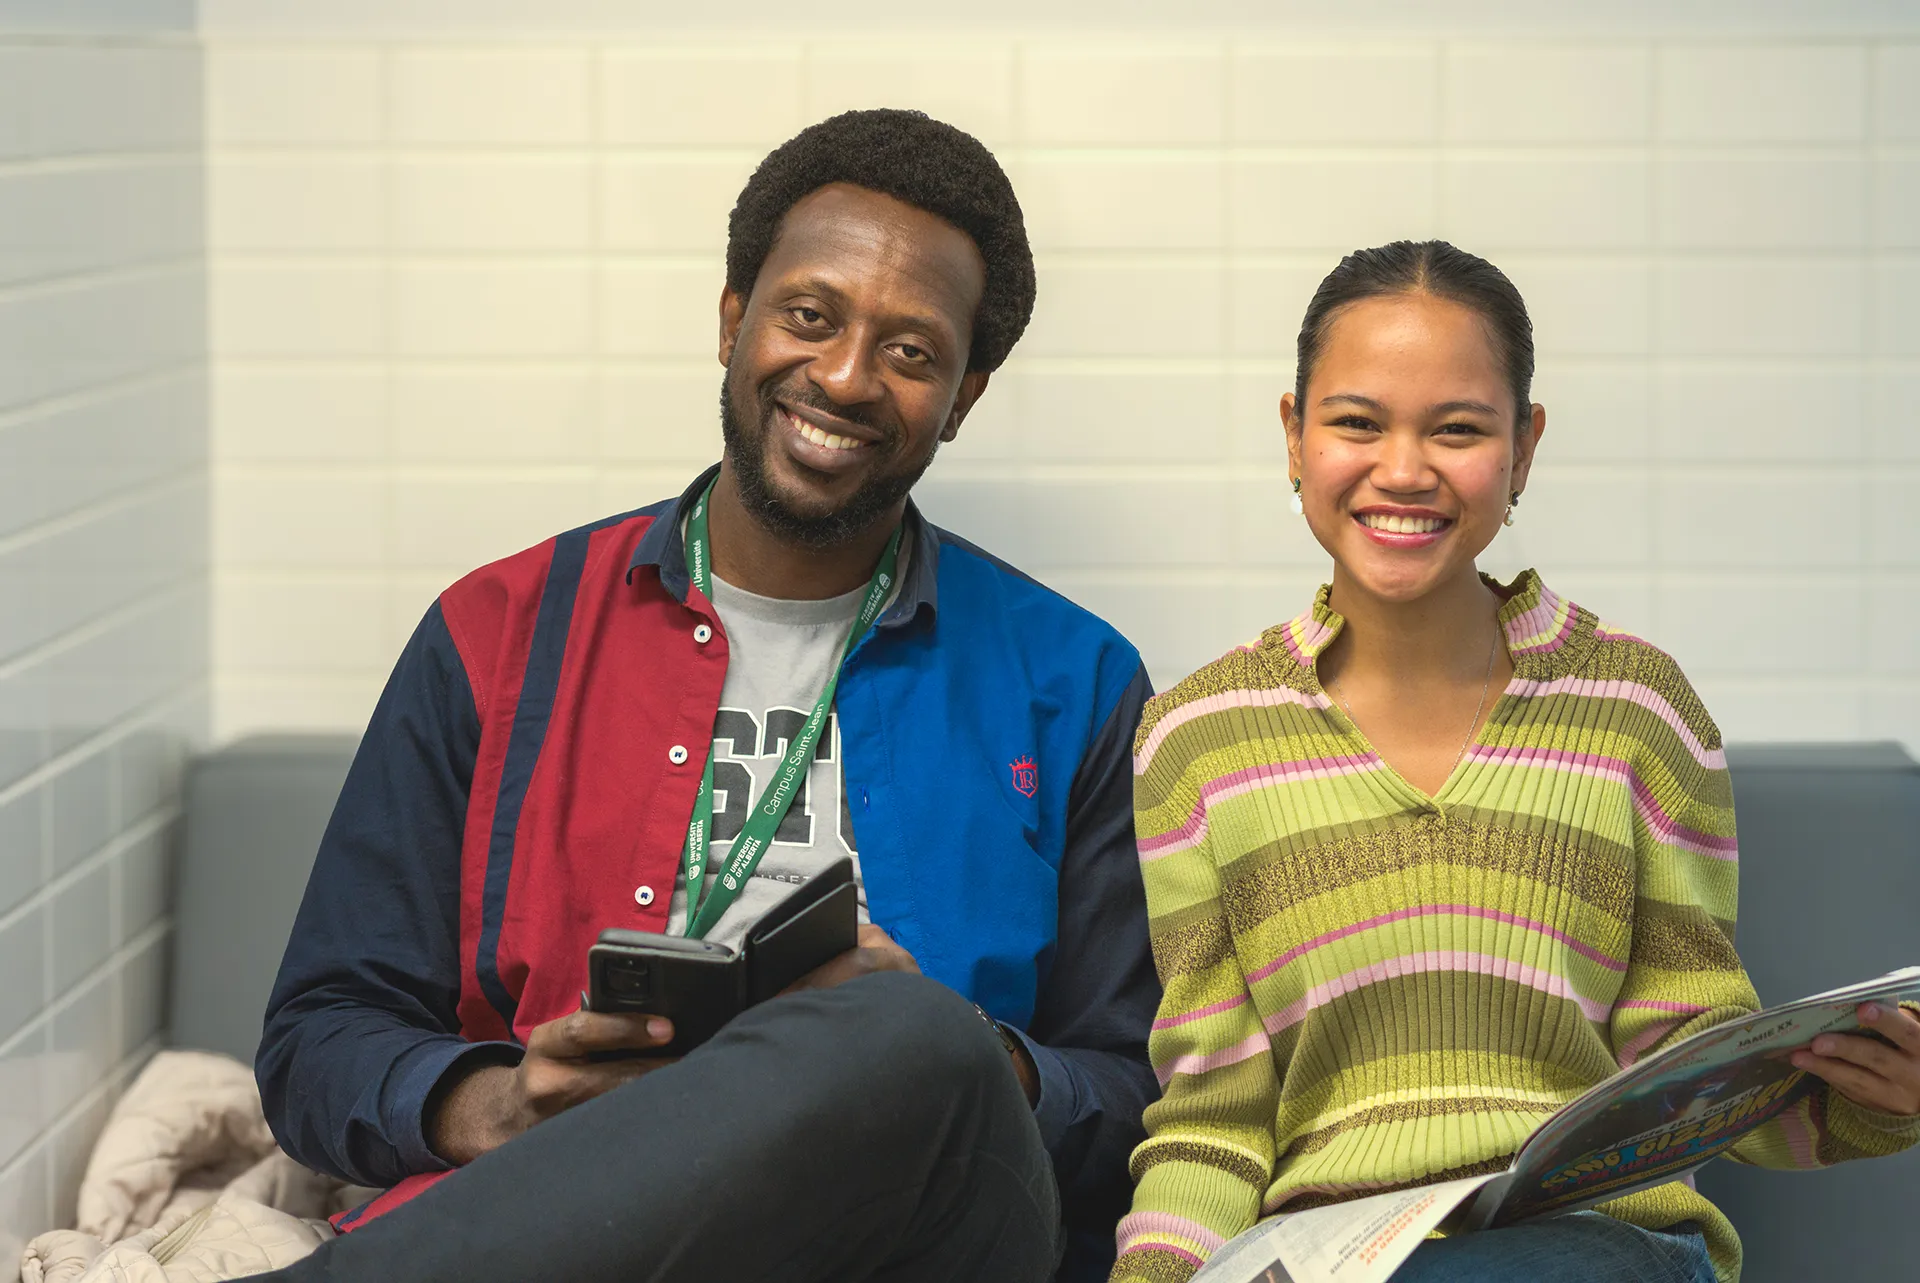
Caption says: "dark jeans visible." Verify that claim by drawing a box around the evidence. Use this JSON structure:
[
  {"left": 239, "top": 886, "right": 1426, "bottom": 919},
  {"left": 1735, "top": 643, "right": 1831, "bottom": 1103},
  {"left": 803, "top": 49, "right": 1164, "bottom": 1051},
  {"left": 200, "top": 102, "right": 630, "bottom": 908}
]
[
  {"left": 1393, "top": 1212, "right": 1716, "bottom": 1283},
  {"left": 254, "top": 972, "right": 1060, "bottom": 1283}
]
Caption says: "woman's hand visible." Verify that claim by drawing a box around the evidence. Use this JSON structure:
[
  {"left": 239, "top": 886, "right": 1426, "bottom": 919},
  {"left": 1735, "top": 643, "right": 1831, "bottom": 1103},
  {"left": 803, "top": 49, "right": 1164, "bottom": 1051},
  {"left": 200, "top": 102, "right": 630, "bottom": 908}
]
[{"left": 1790, "top": 1002, "right": 1920, "bottom": 1117}]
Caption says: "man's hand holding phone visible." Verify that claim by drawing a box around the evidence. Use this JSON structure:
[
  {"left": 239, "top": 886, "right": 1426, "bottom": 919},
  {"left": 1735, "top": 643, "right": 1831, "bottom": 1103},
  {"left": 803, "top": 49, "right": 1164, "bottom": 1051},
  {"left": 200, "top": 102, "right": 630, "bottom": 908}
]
[
  {"left": 781, "top": 923, "right": 922, "bottom": 993},
  {"left": 427, "top": 1008, "right": 678, "bottom": 1164}
]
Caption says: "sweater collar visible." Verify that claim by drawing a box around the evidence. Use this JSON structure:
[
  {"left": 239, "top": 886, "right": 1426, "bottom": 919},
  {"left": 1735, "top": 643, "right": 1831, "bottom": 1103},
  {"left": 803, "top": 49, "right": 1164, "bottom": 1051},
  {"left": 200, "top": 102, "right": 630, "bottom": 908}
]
[{"left": 1271, "top": 568, "right": 1579, "bottom": 671}]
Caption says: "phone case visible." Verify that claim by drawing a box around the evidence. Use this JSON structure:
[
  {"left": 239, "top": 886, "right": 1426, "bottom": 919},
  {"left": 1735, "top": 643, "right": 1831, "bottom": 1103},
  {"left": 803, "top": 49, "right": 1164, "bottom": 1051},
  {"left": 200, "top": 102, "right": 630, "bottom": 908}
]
[{"left": 586, "top": 858, "right": 858, "bottom": 1052}]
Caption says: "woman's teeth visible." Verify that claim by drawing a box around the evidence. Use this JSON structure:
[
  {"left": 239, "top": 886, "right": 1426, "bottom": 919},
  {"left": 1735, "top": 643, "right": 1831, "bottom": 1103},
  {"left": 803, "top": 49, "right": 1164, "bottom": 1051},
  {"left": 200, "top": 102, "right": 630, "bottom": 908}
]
[
  {"left": 1359, "top": 513, "right": 1447, "bottom": 534},
  {"left": 794, "top": 418, "right": 866, "bottom": 452}
]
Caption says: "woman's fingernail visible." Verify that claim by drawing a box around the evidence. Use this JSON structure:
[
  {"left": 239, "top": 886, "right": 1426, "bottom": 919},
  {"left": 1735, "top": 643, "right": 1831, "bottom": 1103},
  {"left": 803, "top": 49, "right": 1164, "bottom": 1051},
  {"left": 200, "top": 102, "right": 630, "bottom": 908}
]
[
  {"left": 1862, "top": 1004, "right": 1882, "bottom": 1021},
  {"left": 647, "top": 1017, "right": 672, "bottom": 1040},
  {"left": 1814, "top": 1037, "right": 1835, "bottom": 1055}
]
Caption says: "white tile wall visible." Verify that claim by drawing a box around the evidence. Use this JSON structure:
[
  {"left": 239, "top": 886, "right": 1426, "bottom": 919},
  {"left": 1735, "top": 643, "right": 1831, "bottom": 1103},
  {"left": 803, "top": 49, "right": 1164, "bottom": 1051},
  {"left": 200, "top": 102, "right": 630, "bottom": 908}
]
[
  {"left": 200, "top": 31, "right": 1920, "bottom": 766},
  {"left": 0, "top": 24, "right": 206, "bottom": 1257}
]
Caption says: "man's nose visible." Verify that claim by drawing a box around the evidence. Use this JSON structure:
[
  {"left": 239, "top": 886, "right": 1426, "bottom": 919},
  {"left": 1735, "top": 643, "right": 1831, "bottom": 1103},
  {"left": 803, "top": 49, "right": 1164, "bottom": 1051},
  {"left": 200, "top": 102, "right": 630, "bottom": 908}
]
[{"left": 808, "top": 327, "right": 885, "bottom": 408}]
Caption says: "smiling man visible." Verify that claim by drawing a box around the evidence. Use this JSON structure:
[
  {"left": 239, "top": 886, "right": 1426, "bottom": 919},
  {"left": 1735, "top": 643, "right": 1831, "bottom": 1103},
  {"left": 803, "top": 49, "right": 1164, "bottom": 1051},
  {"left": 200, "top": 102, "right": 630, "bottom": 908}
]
[{"left": 250, "top": 111, "right": 1158, "bottom": 1283}]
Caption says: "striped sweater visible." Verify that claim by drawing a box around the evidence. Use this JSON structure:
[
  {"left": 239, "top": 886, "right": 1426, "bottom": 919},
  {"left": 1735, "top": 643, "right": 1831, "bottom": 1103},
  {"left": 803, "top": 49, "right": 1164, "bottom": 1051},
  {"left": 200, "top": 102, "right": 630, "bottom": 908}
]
[{"left": 1114, "top": 571, "right": 1920, "bottom": 1283}]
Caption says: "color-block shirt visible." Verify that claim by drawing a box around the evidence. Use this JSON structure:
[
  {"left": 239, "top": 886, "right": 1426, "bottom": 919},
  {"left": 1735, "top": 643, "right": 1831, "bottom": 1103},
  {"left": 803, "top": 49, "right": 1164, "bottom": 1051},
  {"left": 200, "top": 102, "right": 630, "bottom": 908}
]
[
  {"left": 661, "top": 570, "right": 893, "bottom": 948},
  {"left": 257, "top": 466, "right": 1161, "bottom": 1280},
  {"left": 1113, "top": 571, "right": 1920, "bottom": 1283}
]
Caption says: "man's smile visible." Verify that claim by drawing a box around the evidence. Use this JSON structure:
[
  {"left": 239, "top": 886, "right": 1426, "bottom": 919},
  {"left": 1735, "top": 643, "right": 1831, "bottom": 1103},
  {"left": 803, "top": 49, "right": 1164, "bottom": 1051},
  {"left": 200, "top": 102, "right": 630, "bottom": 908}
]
[{"left": 773, "top": 401, "right": 884, "bottom": 474}]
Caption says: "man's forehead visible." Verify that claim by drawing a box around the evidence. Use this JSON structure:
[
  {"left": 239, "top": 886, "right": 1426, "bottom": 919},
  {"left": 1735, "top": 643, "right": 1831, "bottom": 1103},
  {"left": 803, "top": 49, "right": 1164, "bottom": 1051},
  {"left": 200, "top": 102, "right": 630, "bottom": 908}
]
[{"left": 759, "top": 184, "right": 985, "bottom": 314}]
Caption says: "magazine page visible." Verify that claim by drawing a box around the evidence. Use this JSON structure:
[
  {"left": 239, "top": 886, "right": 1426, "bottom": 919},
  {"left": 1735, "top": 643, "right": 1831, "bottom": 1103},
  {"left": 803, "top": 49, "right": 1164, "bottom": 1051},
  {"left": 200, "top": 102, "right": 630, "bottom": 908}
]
[
  {"left": 1190, "top": 1174, "right": 1500, "bottom": 1283},
  {"left": 1480, "top": 967, "right": 1920, "bottom": 1227}
]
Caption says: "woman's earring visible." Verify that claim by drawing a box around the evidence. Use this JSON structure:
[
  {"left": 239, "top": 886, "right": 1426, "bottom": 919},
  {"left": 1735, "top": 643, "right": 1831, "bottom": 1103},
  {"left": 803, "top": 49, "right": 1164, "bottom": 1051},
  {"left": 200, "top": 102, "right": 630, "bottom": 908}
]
[
  {"left": 1290, "top": 476, "right": 1304, "bottom": 516},
  {"left": 1504, "top": 489, "right": 1520, "bottom": 527}
]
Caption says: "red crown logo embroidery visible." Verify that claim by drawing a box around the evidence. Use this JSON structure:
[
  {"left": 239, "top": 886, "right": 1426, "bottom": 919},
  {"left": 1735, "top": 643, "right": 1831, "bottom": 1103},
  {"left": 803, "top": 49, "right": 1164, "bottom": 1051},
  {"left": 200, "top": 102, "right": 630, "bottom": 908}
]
[{"left": 1010, "top": 755, "right": 1038, "bottom": 798}]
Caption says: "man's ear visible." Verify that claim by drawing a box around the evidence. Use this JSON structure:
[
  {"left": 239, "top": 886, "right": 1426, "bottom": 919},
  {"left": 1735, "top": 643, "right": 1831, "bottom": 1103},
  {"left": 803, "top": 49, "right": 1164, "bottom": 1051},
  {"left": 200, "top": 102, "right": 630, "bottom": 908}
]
[
  {"left": 941, "top": 370, "right": 991, "bottom": 443},
  {"left": 1511, "top": 402, "right": 1547, "bottom": 494},
  {"left": 718, "top": 286, "right": 747, "bottom": 367}
]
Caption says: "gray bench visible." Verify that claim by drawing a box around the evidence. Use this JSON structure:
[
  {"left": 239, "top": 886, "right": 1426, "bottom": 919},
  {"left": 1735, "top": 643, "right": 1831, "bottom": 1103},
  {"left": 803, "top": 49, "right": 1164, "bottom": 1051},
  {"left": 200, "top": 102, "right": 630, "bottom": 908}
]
[{"left": 169, "top": 736, "right": 1920, "bottom": 1280}]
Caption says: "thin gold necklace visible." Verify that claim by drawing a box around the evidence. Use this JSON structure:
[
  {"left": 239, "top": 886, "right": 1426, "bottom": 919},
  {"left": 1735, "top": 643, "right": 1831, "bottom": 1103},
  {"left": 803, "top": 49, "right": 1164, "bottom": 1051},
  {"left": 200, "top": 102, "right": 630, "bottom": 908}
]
[{"left": 1329, "top": 625, "right": 1501, "bottom": 785}]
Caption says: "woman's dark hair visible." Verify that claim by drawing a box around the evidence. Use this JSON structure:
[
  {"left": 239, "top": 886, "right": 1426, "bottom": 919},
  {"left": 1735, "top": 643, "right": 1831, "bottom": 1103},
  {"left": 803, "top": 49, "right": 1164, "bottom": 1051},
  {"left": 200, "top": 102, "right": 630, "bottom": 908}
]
[
  {"left": 725, "top": 108, "right": 1035, "bottom": 373},
  {"left": 1294, "top": 240, "right": 1535, "bottom": 427}
]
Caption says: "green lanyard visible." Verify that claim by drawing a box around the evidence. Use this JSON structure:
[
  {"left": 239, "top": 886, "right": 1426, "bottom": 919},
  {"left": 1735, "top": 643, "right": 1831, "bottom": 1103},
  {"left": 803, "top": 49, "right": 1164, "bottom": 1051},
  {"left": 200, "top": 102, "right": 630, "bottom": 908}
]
[{"left": 679, "top": 480, "right": 901, "bottom": 938}]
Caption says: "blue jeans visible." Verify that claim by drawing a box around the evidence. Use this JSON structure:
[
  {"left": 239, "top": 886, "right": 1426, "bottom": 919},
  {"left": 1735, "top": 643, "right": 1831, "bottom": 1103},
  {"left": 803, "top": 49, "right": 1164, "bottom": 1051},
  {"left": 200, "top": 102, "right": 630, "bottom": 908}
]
[{"left": 1392, "top": 1212, "right": 1717, "bottom": 1283}]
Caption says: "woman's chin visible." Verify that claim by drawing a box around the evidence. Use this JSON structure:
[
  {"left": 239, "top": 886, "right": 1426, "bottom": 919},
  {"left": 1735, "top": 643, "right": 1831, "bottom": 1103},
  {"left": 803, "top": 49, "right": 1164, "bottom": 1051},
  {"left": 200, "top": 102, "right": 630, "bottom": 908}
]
[{"left": 1337, "top": 546, "right": 1468, "bottom": 605}]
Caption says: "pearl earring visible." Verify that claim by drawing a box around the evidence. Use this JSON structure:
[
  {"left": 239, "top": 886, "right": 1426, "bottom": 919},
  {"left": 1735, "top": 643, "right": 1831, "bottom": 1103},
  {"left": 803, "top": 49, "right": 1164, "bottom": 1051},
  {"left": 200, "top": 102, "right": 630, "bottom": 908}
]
[
  {"left": 1290, "top": 477, "right": 1304, "bottom": 516},
  {"left": 1504, "top": 490, "right": 1520, "bottom": 527}
]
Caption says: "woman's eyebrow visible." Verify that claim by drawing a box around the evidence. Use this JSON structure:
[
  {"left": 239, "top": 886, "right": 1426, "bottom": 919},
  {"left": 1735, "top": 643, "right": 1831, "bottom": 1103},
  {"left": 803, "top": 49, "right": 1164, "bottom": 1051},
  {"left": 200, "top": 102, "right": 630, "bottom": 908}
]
[
  {"left": 1318, "top": 393, "right": 1385, "bottom": 411},
  {"left": 1429, "top": 399, "right": 1500, "bottom": 416}
]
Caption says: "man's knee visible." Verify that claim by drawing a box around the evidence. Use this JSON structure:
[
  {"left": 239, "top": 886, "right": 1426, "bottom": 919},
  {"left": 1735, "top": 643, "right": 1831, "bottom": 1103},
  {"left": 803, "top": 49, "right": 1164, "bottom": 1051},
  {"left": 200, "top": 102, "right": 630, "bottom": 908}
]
[{"left": 823, "top": 972, "right": 1010, "bottom": 1090}]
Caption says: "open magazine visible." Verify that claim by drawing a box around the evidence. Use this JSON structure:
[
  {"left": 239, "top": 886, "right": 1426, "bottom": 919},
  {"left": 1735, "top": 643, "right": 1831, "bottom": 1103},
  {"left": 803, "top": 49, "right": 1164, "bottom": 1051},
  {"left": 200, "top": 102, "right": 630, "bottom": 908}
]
[{"left": 1190, "top": 967, "right": 1920, "bottom": 1283}]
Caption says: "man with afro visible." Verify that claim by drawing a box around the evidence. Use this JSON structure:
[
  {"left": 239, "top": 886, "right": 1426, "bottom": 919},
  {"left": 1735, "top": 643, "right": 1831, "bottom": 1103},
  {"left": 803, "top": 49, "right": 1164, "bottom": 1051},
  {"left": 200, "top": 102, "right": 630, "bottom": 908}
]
[{"left": 251, "top": 110, "right": 1159, "bottom": 1283}]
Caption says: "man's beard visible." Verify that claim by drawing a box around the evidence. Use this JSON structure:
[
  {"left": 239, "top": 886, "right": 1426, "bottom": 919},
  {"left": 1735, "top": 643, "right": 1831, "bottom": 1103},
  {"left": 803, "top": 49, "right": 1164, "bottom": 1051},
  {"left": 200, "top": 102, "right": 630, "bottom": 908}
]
[{"left": 718, "top": 367, "right": 941, "bottom": 551}]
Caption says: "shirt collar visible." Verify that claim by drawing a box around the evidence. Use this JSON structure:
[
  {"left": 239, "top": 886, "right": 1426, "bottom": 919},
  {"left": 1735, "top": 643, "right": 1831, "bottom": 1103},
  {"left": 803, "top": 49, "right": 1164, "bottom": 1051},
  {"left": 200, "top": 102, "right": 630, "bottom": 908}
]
[{"left": 626, "top": 463, "right": 939, "bottom": 628}]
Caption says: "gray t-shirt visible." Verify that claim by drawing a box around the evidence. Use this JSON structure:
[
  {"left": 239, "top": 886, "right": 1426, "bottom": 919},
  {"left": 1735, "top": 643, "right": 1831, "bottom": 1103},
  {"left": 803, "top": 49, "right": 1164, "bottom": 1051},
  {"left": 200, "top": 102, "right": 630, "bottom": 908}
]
[{"left": 664, "top": 570, "right": 891, "bottom": 950}]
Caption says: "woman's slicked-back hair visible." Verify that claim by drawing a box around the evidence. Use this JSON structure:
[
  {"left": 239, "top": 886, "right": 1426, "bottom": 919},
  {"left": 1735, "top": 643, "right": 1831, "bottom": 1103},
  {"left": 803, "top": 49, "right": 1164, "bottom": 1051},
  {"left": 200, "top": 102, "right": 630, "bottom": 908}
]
[
  {"left": 1294, "top": 240, "right": 1535, "bottom": 426},
  {"left": 725, "top": 108, "right": 1036, "bottom": 373}
]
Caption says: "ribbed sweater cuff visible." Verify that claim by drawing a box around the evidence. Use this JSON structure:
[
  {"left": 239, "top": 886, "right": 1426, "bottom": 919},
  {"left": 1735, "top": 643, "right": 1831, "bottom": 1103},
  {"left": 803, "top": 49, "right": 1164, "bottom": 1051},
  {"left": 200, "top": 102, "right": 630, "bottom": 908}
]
[
  {"left": 1827, "top": 1089, "right": 1920, "bottom": 1156},
  {"left": 1110, "top": 1245, "right": 1203, "bottom": 1283}
]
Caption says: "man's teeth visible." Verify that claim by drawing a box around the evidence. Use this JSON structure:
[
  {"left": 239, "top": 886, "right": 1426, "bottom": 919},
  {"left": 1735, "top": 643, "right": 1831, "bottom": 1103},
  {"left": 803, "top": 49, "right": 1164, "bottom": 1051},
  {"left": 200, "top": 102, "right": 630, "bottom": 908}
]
[
  {"left": 1359, "top": 513, "right": 1447, "bottom": 534},
  {"left": 794, "top": 419, "right": 867, "bottom": 452}
]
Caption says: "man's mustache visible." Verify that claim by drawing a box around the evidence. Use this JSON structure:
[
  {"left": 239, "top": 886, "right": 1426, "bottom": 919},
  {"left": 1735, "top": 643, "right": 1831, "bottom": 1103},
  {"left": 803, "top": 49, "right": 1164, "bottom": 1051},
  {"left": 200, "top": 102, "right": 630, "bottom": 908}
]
[{"left": 761, "top": 380, "right": 895, "bottom": 444}]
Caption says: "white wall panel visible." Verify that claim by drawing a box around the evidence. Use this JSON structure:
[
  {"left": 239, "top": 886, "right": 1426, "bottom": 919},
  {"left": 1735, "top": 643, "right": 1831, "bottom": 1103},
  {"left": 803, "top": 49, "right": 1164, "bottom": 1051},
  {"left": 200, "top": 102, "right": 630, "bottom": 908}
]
[
  {"left": 1444, "top": 45, "right": 1650, "bottom": 144},
  {"left": 0, "top": 27, "right": 206, "bottom": 1243},
  {"left": 194, "top": 27, "right": 1920, "bottom": 767}
]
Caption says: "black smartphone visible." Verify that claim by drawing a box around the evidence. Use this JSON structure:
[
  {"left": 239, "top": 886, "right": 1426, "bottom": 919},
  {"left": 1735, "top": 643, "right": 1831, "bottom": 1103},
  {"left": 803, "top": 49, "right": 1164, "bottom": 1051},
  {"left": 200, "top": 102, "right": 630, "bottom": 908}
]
[
  {"left": 586, "top": 931, "right": 744, "bottom": 1055},
  {"left": 585, "top": 858, "right": 857, "bottom": 1055}
]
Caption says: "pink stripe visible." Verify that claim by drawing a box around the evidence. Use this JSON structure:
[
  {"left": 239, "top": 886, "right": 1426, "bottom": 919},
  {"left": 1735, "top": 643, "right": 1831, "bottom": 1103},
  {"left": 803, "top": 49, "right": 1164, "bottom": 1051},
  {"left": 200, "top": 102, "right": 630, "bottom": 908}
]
[
  {"left": 1277, "top": 614, "right": 1333, "bottom": 669},
  {"left": 1620, "top": 998, "right": 1712, "bottom": 1014},
  {"left": 1461, "top": 744, "right": 1737, "bottom": 860},
  {"left": 1247, "top": 904, "right": 1626, "bottom": 984},
  {"left": 1153, "top": 991, "right": 1250, "bottom": 1030},
  {"left": 1630, "top": 774, "right": 1739, "bottom": 859},
  {"left": 1504, "top": 675, "right": 1727, "bottom": 770},
  {"left": 1777, "top": 1101, "right": 1820, "bottom": 1168},
  {"left": 1116, "top": 1212, "right": 1227, "bottom": 1255},
  {"left": 1617, "top": 1015, "right": 1688, "bottom": 1068},
  {"left": 1157, "top": 1029, "right": 1270, "bottom": 1087},
  {"left": 1262, "top": 951, "right": 1612, "bottom": 1035},
  {"left": 1135, "top": 686, "right": 1331, "bottom": 773},
  {"left": 1138, "top": 754, "right": 1384, "bottom": 861},
  {"left": 1465, "top": 744, "right": 1633, "bottom": 784},
  {"left": 1616, "top": 998, "right": 1711, "bottom": 1015},
  {"left": 1503, "top": 584, "right": 1576, "bottom": 654}
]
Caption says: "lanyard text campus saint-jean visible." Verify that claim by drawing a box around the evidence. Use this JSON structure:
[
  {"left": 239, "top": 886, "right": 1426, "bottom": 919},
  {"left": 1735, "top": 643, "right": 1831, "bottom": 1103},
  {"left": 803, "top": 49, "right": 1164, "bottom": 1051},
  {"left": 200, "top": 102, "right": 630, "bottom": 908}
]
[{"left": 678, "top": 480, "right": 901, "bottom": 939}]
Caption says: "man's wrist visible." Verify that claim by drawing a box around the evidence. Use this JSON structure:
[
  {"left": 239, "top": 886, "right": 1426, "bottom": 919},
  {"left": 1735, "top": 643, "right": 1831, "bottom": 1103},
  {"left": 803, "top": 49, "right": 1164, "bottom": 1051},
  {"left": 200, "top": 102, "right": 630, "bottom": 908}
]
[
  {"left": 425, "top": 1060, "right": 519, "bottom": 1166},
  {"left": 972, "top": 1004, "right": 1039, "bottom": 1106}
]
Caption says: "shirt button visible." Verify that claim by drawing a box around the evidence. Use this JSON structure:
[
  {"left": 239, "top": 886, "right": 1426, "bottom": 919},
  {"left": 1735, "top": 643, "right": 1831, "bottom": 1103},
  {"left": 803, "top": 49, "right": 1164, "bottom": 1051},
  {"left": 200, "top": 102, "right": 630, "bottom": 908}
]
[
  {"left": 634, "top": 885, "right": 655, "bottom": 906},
  {"left": 668, "top": 744, "right": 689, "bottom": 765},
  {"left": 693, "top": 624, "right": 713, "bottom": 644}
]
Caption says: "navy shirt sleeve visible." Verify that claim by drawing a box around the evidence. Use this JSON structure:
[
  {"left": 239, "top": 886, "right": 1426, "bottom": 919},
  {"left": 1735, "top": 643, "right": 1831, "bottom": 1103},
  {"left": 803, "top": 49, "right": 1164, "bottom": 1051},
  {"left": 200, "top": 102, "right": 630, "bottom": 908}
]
[
  {"left": 255, "top": 602, "right": 517, "bottom": 1187},
  {"left": 1023, "top": 661, "right": 1162, "bottom": 1268}
]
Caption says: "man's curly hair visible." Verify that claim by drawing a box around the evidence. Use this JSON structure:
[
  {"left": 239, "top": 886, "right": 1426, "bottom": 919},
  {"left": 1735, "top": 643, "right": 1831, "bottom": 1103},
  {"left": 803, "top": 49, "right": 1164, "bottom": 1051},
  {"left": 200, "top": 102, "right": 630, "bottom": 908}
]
[{"left": 725, "top": 109, "right": 1036, "bottom": 373}]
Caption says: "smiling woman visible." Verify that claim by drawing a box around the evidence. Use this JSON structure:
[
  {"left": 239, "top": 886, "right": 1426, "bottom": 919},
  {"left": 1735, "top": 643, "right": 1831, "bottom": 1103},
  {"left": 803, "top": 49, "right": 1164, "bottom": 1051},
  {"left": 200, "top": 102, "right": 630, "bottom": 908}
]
[{"left": 1109, "top": 242, "right": 1920, "bottom": 1283}]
